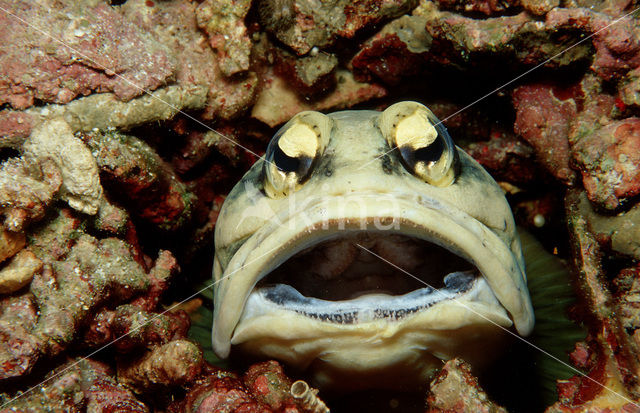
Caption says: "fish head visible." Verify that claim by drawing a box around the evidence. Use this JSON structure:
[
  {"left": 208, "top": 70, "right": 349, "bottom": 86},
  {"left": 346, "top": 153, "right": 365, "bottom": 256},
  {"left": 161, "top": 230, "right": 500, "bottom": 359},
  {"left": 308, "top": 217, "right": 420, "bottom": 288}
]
[{"left": 212, "top": 101, "right": 534, "bottom": 389}]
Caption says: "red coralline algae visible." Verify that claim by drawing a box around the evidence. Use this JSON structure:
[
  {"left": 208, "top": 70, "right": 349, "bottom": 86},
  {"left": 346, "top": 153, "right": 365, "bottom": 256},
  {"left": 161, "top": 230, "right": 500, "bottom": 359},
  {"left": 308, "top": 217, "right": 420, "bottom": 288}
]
[
  {"left": 0, "top": 359, "right": 149, "bottom": 413},
  {"left": 354, "top": 2, "right": 640, "bottom": 87},
  {"left": 168, "top": 361, "right": 313, "bottom": 413},
  {"left": 572, "top": 118, "right": 640, "bottom": 210},
  {"left": 0, "top": 111, "right": 34, "bottom": 148},
  {"left": 0, "top": 294, "right": 40, "bottom": 380},
  {"left": 2, "top": 0, "right": 640, "bottom": 411},
  {"left": 243, "top": 361, "right": 300, "bottom": 411},
  {"left": 351, "top": 15, "right": 432, "bottom": 85},
  {"left": 0, "top": 0, "right": 175, "bottom": 110},
  {"left": 83, "top": 304, "right": 189, "bottom": 352},
  {"left": 547, "top": 331, "right": 639, "bottom": 412},
  {"left": 170, "top": 366, "right": 271, "bottom": 413},
  {"left": 0, "top": 207, "right": 184, "bottom": 380},
  {"left": 513, "top": 83, "right": 578, "bottom": 185}
]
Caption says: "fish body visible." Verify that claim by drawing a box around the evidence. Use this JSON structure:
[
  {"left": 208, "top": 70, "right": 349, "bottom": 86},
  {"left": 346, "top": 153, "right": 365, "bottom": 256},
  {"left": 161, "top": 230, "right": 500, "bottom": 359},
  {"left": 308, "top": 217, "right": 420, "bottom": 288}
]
[{"left": 212, "top": 102, "right": 534, "bottom": 389}]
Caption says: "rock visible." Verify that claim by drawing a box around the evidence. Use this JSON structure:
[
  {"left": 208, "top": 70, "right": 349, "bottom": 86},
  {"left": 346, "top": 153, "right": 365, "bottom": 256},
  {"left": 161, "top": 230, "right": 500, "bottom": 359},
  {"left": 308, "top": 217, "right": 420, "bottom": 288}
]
[
  {"left": 276, "top": 51, "right": 339, "bottom": 97},
  {"left": 168, "top": 366, "right": 270, "bottom": 413},
  {"left": 171, "top": 130, "right": 217, "bottom": 176},
  {"left": 0, "top": 157, "right": 62, "bottom": 231},
  {"left": 512, "top": 83, "right": 578, "bottom": 185},
  {"left": 434, "top": 0, "right": 520, "bottom": 16},
  {"left": 0, "top": 293, "right": 40, "bottom": 380},
  {"left": 354, "top": 2, "right": 639, "bottom": 85},
  {"left": 568, "top": 74, "right": 617, "bottom": 146},
  {"left": 613, "top": 266, "right": 640, "bottom": 332},
  {"left": 564, "top": 190, "right": 640, "bottom": 405},
  {"left": 24, "top": 118, "right": 103, "bottom": 215},
  {"left": 571, "top": 117, "right": 640, "bottom": 210},
  {"left": 0, "top": 85, "right": 210, "bottom": 147},
  {"left": 196, "top": 0, "right": 252, "bottom": 76},
  {"left": 252, "top": 69, "right": 386, "bottom": 127},
  {"left": 0, "top": 111, "right": 33, "bottom": 148},
  {"left": 31, "top": 235, "right": 151, "bottom": 356},
  {"left": 0, "top": 229, "right": 25, "bottom": 264},
  {"left": 0, "top": 249, "right": 42, "bottom": 294},
  {"left": 257, "top": 0, "right": 418, "bottom": 55},
  {"left": 463, "top": 131, "right": 540, "bottom": 186},
  {"left": 82, "top": 130, "right": 195, "bottom": 232},
  {"left": 117, "top": 339, "right": 204, "bottom": 392},
  {"left": 0, "top": 0, "right": 175, "bottom": 110},
  {"left": 169, "top": 361, "right": 316, "bottom": 413},
  {"left": 90, "top": 198, "right": 130, "bottom": 237},
  {"left": 83, "top": 304, "right": 189, "bottom": 352},
  {"left": 422, "top": 7, "right": 586, "bottom": 67},
  {"left": 545, "top": 7, "right": 640, "bottom": 81},
  {"left": 243, "top": 361, "right": 299, "bottom": 411},
  {"left": 577, "top": 192, "right": 640, "bottom": 260},
  {"left": 619, "top": 66, "right": 640, "bottom": 108},
  {"left": 0, "top": 208, "right": 182, "bottom": 378},
  {"left": 0, "top": 358, "right": 149, "bottom": 412},
  {"left": 521, "top": 0, "right": 559, "bottom": 15},
  {"left": 81, "top": 359, "right": 150, "bottom": 413},
  {"left": 351, "top": 14, "right": 432, "bottom": 85},
  {"left": 122, "top": 0, "right": 257, "bottom": 120},
  {"left": 425, "top": 358, "right": 507, "bottom": 412}
]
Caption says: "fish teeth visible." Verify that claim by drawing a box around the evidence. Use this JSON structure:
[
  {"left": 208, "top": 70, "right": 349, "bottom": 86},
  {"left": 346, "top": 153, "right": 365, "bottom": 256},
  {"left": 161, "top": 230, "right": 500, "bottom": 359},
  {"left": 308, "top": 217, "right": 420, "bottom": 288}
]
[{"left": 247, "top": 270, "right": 477, "bottom": 324}]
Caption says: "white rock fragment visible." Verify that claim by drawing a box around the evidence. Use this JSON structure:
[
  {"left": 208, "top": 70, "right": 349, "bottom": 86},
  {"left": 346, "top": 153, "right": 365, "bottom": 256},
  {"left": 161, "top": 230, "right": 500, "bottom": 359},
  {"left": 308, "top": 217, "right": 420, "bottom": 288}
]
[
  {"left": 24, "top": 118, "right": 103, "bottom": 215},
  {"left": 0, "top": 249, "right": 43, "bottom": 294},
  {"left": 0, "top": 229, "right": 26, "bottom": 263}
]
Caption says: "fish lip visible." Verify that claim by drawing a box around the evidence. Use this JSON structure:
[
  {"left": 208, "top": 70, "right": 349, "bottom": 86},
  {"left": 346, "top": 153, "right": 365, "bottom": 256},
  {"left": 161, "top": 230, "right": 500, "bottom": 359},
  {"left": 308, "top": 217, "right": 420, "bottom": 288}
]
[
  {"left": 243, "top": 270, "right": 479, "bottom": 324},
  {"left": 212, "top": 192, "right": 534, "bottom": 358}
]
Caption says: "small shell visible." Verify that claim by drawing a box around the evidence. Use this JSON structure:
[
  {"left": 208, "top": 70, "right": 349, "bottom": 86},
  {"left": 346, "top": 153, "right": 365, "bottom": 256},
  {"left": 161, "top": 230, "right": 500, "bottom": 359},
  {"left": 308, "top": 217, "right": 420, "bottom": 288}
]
[{"left": 290, "top": 380, "right": 329, "bottom": 413}]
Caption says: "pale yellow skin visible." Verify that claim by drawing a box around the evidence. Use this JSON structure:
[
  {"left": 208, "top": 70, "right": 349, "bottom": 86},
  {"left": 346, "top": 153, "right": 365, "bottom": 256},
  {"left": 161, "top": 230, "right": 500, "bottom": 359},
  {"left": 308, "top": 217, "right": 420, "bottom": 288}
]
[{"left": 212, "top": 102, "right": 535, "bottom": 389}]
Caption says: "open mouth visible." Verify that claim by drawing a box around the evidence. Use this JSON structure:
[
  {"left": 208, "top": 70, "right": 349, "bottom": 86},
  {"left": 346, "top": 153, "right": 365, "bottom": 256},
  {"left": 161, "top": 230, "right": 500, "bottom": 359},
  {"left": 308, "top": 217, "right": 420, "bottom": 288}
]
[
  {"left": 248, "top": 233, "right": 481, "bottom": 324},
  {"left": 213, "top": 193, "right": 534, "bottom": 360}
]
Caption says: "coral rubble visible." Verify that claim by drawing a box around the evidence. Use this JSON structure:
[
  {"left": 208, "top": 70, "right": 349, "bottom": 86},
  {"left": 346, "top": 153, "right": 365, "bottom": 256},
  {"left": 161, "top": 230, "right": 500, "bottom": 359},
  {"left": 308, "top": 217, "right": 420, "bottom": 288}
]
[
  {"left": 1, "top": 0, "right": 640, "bottom": 411},
  {"left": 426, "top": 358, "right": 507, "bottom": 412}
]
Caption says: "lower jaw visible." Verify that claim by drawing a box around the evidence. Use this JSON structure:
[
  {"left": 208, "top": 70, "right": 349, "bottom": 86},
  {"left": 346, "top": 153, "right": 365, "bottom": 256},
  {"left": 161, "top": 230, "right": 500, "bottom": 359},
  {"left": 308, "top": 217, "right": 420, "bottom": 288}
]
[
  {"left": 230, "top": 277, "right": 513, "bottom": 390},
  {"left": 233, "top": 318, "right": 512, "bottom": 392}
]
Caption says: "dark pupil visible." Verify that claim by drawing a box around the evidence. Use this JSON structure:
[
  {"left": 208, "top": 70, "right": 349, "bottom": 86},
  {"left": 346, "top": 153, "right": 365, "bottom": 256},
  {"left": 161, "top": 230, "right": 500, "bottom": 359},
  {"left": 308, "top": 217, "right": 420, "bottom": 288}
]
[
  {"left": 273, "top": 145, "right": 301, "bottom": 173},
  {"left": 413, "top": 137, "right": 444, "bottom": 165}
]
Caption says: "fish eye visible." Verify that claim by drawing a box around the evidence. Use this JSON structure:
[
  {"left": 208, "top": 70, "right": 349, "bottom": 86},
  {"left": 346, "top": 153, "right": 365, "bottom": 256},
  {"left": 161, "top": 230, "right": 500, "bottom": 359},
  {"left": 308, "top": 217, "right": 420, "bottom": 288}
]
[
  {"left": 264, "top": 111, "right": 332, "bottom": 198},
  {"left": 379, "top": 101, "right": 458, "bottom": 187}
]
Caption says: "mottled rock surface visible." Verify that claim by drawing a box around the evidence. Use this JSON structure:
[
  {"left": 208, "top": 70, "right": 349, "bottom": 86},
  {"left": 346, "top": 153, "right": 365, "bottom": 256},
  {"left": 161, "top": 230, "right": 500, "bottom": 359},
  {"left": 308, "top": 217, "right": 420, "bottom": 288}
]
[
  {"left": 2, "top": 0, "right": 640, "bottom": 411},
  {"left": 513, "top": 84, "right": 578, "bottom": 185},
  {"left": 572, "top": 118, "right": 640, "bottom": 210},
  {"left": 0, "top": 0, "right": 175, "bottom": 110},
  {"left": 258, "top": 0, "right": 418, "bottom": 55},
  {"left": 426, "top": 358, "right": 507, "bottom": 412}
]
